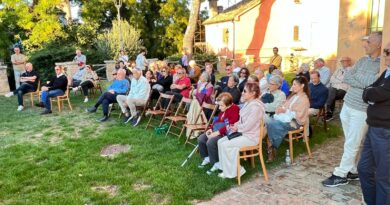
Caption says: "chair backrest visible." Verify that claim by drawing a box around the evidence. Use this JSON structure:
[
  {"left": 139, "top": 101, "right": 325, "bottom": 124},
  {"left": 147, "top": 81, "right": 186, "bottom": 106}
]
[
  {"left": 199, "top": 102, "right": 218, "bottom": 128},
  {"left": 174, "top": 97, "right": 192, "bottom": 116},
  {"left": 154, "top": 93, "right": 174, "bottom": 111},
  {"left": 35, "top": 81, "right": 41, "bottom": 92}
]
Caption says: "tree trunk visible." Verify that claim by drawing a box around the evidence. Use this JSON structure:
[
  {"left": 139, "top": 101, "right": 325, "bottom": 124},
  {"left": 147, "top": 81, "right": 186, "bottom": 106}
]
[{"left": 183, "top": 0, "right": 201, "bottom": 55}]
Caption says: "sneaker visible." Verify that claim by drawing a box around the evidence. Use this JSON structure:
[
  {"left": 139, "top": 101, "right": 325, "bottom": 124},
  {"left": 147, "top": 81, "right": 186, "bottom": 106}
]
[
  {"left": 40, "top": 109, "right": 52, "bottom": 115},
  {"left": 239, "top": 166, "right": 246, "bottom": 177},
  {"left": 132, "top": 114, "right": 142, "bottom": 127},
  {"left": 322, "top": 174, "right": 348, "bottom": 187},
  {"left": 325, "top": 116, "right": 334, "bottom": 122},
  {"left": 86, "top": 107, "right": 97, "bottom": 113},
  {"left": 35, "top": 102, "right": 45, "bottom": 108},
  {"left": 123, "top": 115, "right": 133, "bottom": 124},
  {"left": 17, "top": 105, "right": 24, "bottom": 111},
  {"left": 4, "top": 92, "right": 14, "bottom": 97},
  {"left": 218, "top": 172, "right": 226, "bottom": 179},
  {"left": 346, "top": 172, "right": 359, "bottom": 181},
  {"left": 72, "top": 87, "right": 79, "bottom": 91},
  {"left": 97, "top": 116, "right": 109, "bottom": 122},
  {"left": 83, "top": 98, "right": 88, "bottom": 103},
  {"left": 206, "top": 163, "right": 220, "bottom": 175},
  {"left": 198, "top": 158, "right": 210, "bottom": 168}
]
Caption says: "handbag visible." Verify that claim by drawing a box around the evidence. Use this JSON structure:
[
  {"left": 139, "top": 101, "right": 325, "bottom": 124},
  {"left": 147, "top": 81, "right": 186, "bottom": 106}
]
[{"left": 227, "top": 132, "right": 242, "bottom": 140}]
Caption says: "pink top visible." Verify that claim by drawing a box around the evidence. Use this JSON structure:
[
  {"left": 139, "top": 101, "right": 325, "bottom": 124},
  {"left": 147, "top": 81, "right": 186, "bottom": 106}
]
[{"left": 175, "top": 76, "right": 191, "bottom": 98}]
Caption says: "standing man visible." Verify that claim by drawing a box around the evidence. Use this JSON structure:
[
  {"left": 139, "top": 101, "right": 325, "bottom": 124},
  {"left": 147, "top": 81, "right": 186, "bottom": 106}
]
[
  {"left": 313, "top": 58, "right": 331, "bottom": 86},
  {"left": 269, "top": 47, "right": 282, "bottom": 70},
  {"left": 322, "top": 31, "right": 382, "bottom": 187},
  {"left": 358, "top": 42, "right": 390, "bottom": 205},
  {"left": 73, "top": 49, "right": 86, "bottom": 65},
  {"left": 11, "top": 47, "right": 26, "bottom": 89},
  {"left": 4, "top": 63, "right": 39, "bottom": 111},
  {"left": 136, "top": 49, "right": 148, "bottom": 73},
  {"left": 325, "top": 57, "right": 352, "bottom": 121}
]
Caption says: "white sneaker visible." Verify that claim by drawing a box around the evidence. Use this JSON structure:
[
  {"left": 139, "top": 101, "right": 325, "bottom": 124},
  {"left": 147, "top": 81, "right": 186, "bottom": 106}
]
[
  {"left": 73, "top": 87, "right": 79, "bottom": 91},
  {"left": 206, "top": 163, "right": 220, "bottom": 175},
  {"left": 5, "top": 92, "right": 14, "bottom": 97},
  {"left": 198, "top": 157, "right": 210, "bottom": 168},
  {"left": 84, "top": 98, "right": 88, "bottom": 103},
  {"left": 239, "top": 166, "right": 246, "bottom": 177},
  {"left": 17, "top": 105, "right": 24, "bottom": 111}
]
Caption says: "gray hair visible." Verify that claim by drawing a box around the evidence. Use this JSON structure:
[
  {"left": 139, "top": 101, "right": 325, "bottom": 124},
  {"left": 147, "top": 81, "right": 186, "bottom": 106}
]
[
  {"left": 201, "top": 71, "right": 210, "bottom": 82},
  {"left": 300, "top": 63, "right": 310, "bottom": 72},
  {"left": 231, "top": 74, "right": 239, "bottom": 84},
  {"left": 269, "top": 75, "right": 283, "bottom": 87},
  {"left": 272, "top": 69, "right": 284, "bottom": 77},
  {"left": 254, "top": 69, "right": 264, "bottom": 75}
]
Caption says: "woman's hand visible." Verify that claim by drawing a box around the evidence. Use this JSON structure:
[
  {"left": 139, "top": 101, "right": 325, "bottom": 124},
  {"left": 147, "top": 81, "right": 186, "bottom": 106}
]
[
  {"left": 229, "top": 125, "right": 238, "bottom": 133},
  {"left": 205, "top": 129, "right": 212, "bottom": 136},
  {"left": 276, "top": 106, "right": 286, "bottom": 114}
]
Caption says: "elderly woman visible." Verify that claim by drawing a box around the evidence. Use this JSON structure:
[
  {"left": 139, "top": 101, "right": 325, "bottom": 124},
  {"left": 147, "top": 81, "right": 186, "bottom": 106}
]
[
  {"left": 266, "top": 76, "right": 310, "bottom": 161},
  {"left": 296, "top": 63, "right": 310, "bottom": 81},
  {"left": 261, "top": 75, "right": 286, "bottom": 116},
  {"left": 194, "top": 72, "right": 214, "bottom": 104},
  {"left": 272, "top": 69, "right": 290, "bottom": 97},
  {"left": 198, "top": 93, "right": 240, "bottom": 174},
  {"left": 73, "top": 65, "right": 99, "bottom": 103},
  {"left": 217, "top": 83, "right": 265, "bottom": 178},
  {"left": 238, "top": 67, "right": 250, "bottom": 92},
  {"left": 188, "top": 60, "right": 201, "bottom": 84},
  {"left": 222, "top": 75, "right": 241, "bottom": 104},
  {"left": 150, "top": 66, "right": 173, "bottom": 100},
  {"left": 254, "top": 69, "right": 269, "bottom": 94}
]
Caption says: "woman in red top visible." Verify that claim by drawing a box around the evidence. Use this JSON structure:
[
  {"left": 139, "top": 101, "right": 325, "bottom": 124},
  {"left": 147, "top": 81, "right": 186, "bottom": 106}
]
[{"left": 197, "top": 92, "right": 240, "bottom": 174}]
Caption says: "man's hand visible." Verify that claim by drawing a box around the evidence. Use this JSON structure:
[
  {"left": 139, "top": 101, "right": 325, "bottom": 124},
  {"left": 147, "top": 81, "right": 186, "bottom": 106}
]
[
  {"left": 41, "top": 86, "right": 49, "bottom": 91},
  {"left": 109, "top": 90, "right": 115, "bottom": 94}
]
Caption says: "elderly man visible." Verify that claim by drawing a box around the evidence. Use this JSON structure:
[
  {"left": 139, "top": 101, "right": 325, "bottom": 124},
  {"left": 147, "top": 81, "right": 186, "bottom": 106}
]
[
  {"left": 314, "top": 58, "right": 331, "bottom": 86},
  {"left": 325, "top": 57, "right": 352, "bottom": 121},
  {"left": 11, "top": 47, "right": 26, "bottom": 89},
  {"left": 270, "top": 47, "right": 282, "bottom": 69},
  {"left": 5, "top": 63, "right": 39, "bottom": 111},
  {"left": 254, "top": 69, "right": 268, "bottom": 94},
  {"left": 86, "top": 69, "right": 129, "bottom": 122},
  {"left": 70, "top": 62, "right": 86, "bottom": 89},
  {"left": 117, "top": 69, "right": 150, "bottom": 126},
  {"left": 36, "top": 66, "right": 68, "bottom": 115},
  {"left": 322, "top": 31, "right": 382, "bottom": 187},
  {"left": 309, "top": 71, "right": 328, "bottom": 115},
  {"left": 216, "top": 65, "right": 233, "bottom": 94},
  {"left": 358, "top": 41, "right": 390, "bottom": 205},
  {"left": 73, "top": 49, "right": 86, "bottom": 65}
]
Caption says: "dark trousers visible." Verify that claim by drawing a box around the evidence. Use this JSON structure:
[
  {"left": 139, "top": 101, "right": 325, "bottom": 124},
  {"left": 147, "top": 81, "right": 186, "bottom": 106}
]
[
  {"left": 80, "top": 81, "right": 94, "bottom": 96},
  {"left": 198, "top": 133, "right": 222, "bottom": 165},
  {"left": 162, "top": 91, "right": 182, "bottom": 108},
  {"left": 358, "top": 126, "right": 390, "bottom": 205},
  {"left": 95, "top": 92, "right": 118, "bottom": 116},
  {"left": 326, "top": 87, "right": 346, "bottom": 115},
  {"left": 13, "top": 83, "right": 35, "bottom": 106},
  {"left": 72, "top": 79, "right": 81, "bottom": 87}
]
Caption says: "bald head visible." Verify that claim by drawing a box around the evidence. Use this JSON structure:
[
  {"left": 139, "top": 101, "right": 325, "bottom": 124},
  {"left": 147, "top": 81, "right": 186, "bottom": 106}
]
[
  {"left": 364, "top": 31, "right": 382, "bottom": 57},
  {"left": 116, "top": 68, "right": 126, "bottom": 80},
  {"left": 25, "top": 63, "right": 33, "bottom": 72}
]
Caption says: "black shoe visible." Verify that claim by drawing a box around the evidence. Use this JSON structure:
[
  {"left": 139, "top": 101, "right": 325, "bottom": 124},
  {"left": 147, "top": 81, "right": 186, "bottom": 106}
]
[
  {"left": 97, "top": 116, "right": 109, "bottom": 122},
  {"left": 346, "top": 172, "right": 359, "bottom": 181},
  {"left": 40, "top": 109, "right": 52, "bottom": 115},
  {"left": 322, "top": 174, "right": 348, "bottom": 187},
  {"left": 132, "top": 114, "right": 141, "bottom": 127},
  {"left": 325, "top": 115, "right": 334, "bottom": 122},
  {"left": 86, "top": 107, "right": 97, "bottom": 113},
  {"left": 123, "top": 115, "right": 133, "bottom": 124},
  {"left": 35, "top": 102, "right": 45, "bottom": 108}
]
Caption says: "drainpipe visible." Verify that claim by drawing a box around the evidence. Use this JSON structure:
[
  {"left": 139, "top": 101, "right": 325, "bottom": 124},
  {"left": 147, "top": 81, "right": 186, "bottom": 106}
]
[{"left": 232, "top": 20, "right": 236, "bottom": 60}]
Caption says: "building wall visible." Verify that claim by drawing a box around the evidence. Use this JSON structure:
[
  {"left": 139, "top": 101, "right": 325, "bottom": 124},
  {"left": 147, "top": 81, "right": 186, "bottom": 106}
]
[
  {"left": 205, "top": 0, "right": 340, "bottom": 71},
  {"left": 381, "top": 0, "right": 390, "bottom": 72},
  {"left": 205, "top": 21, "right": 234, "bottom": 58}
]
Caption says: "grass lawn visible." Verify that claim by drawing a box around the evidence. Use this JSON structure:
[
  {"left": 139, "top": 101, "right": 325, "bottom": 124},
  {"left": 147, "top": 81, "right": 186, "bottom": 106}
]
[{"left": 0, "top": 78, "right": 342, "bottom": 204}]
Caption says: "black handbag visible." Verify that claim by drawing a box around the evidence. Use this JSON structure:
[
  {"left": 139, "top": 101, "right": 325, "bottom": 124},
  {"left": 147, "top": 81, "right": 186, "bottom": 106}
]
[{"left": 227, "top": 132, "right": 242, "bottom": 140}]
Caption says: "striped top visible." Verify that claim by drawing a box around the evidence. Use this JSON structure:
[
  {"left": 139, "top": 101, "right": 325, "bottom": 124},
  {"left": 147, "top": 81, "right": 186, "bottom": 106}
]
[{"left": 343, "top": 56, "right": 380, "bottom": 111}]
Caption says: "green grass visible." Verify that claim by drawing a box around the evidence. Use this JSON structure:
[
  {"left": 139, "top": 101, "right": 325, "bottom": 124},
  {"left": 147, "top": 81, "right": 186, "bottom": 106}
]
[{"left": 0, "top": 84, "right": 342, "bottom": 204}]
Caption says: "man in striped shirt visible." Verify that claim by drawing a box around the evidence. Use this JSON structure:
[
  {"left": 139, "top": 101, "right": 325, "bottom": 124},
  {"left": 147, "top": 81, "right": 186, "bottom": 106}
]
[{"left": 322, "top": 31, "right": 382, "bottom": 187}]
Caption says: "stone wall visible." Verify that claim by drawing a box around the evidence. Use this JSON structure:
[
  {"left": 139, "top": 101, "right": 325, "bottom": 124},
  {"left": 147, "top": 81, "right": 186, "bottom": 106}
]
[
  {"left": 0, "top": 65, "right": 10, "bottom": 94},
  {"left": 55, "top": 62, "right": 79, "bottom": 78}
]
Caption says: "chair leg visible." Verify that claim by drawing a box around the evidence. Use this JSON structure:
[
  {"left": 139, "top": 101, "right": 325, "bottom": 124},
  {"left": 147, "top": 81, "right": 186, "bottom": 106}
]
[
  {"left": 250, "top": 151, "right": 255, "bottom": 168},
  {"left": 68, "top": 98, "right": 72, "bottom": 111},
  {"left": 165, "top": 121, "right": 174, "bottom": 137},
  {"left": 304, "top": 135, "right": 312, "bottom": 158},
  {"left": 237, "top": 155, "right": 241, "bottom": 185},
  {"left": 289, "top": 133, "right": 294, "bottom": 163},
  {"left": 57, "top": 99, "right": 61, "bottom": 112},
  {"left": 30, "top": 94, "right": 34, "bottom": 107},
  {"left": 145, "top": 115, "right": 153, "bottom": 129},
  {"left": 178, "top": 126, "right": 186, "bottom": 139},
  {"left": 259, "top": 150, "right": 269, "bottom": 182}
]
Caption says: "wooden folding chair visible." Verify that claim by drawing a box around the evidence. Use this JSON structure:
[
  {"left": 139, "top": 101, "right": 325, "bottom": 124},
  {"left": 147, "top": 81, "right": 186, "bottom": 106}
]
[
  {"left": 313, "top": 106, "right": 327, "bottom": 131},
  {"left": 145, "top": 93, "right": 175, "bottom": 129},
  {"left": 24, "top": 81, "right": 41, "bottom": 107},
  {"left": 237, "top": 119, "right": 268, "bottom": 185},
  {"left": 91, "top": 78, "right": 103, "bottom": 95},
  {"left": 50, "top": 87, "right": 73, "bottom": 112},
  {"left": 183, "top": 102, "right": 219, "bottom": 146},
  {"left": 165, "top": 97, "right": 192, "bottom": 137},
  {"left": 285, "top": 120, "right": 312, "bottom": 163}
]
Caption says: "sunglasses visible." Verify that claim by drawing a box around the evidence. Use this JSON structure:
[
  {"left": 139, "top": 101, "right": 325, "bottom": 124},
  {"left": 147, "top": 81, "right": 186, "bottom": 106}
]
[
  {"left": 161, "top": 70, "right": 166, "bottom": 73},
  {"left": 384, "top": 49, "right": 390, "bottom": 57}
]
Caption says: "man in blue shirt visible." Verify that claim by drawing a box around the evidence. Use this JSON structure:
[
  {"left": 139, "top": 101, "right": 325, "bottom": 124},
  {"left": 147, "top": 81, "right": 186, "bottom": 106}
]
[
  {"left": 87, "top": 69, "right": 129, "bottom": 122},
  {"left": 309, "top": 71, "right": 328, "bottom": 116}
]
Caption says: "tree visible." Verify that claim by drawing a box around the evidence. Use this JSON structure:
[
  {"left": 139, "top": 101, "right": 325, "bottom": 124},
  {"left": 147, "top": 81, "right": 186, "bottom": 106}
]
[{"left": 182, "top": 0, "right": 201, "bottom": 56}]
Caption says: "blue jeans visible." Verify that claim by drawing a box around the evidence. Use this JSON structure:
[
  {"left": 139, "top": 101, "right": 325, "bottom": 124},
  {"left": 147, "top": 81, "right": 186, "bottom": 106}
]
[
  {"left": 266, "top": 118, "right": 295, "bottom": 149},
  {"left": 358, "top": 126, "right": 390, "bottom": 205},
  {"left": 14, "top": 83, "right": 35, "bottom": 106},
  {"left": 14, "top": 70, "right": 21, "bottom": 89},
  {"left": 40, "top": 89, "right": 64, "bottom": 111}
]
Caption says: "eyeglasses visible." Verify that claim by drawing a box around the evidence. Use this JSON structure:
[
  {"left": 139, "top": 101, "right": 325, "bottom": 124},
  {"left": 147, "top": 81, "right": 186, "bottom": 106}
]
[
  {"left": 161, "top": 70, "right": 166, "bottom": 73},
  {"left": 384, "top": 49, "right": 390, "bottom": 57},
  {"left": 177, "top": 72, "right": 184, "bottom": 75},
  {"left": 243, "top": 89, "right": 248, "bottom": 93},
  {"left": 240, "top": 72, "right": 247, "bottom": 75}
]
